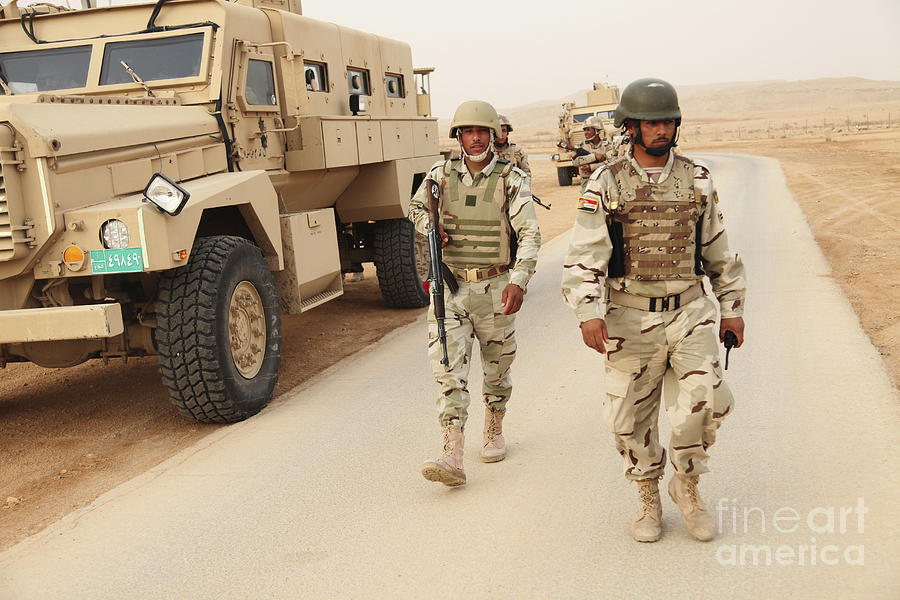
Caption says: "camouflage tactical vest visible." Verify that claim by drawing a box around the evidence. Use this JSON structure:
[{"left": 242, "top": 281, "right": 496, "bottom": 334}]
[
  {"left": 493, "top": 143, "right": 519, "bottom": 167},
  {"left": 606, "top": 155, "right": 706, "bottom": 281},
  {"left": 441, "top": 158, "right": 513, "bottom": 267}
]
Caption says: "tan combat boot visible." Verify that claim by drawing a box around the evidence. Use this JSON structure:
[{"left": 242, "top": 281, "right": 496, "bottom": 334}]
[
  {"left": 422, "top": 424, "right": 466, "bottom": 486},
  {"left": 480, "top": 410, "right": 506, "bottom": 463},
  {"left": 668, "top": 473, "right": 717, "bottom": 541},
  {"left": 631, "top": 478, "right": 663, "bottom": 542}
]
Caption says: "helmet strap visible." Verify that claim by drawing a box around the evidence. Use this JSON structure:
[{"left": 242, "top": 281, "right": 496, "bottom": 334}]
[
  {"left": 457, "top": 130, "right": 495, "bottom": 163},
  {"left": 631, "top": 119, "right": 680, "bottom": 157}
]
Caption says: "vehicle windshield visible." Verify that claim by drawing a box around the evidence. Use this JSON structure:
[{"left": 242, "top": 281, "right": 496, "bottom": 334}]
[
  {"left": 0, "top": 45, "right": 92, "bottom": 94},
  {"left": 597, "top": 110, "right": 615, "bottom": 119},
  {"left": 572, "top": 113, "right": 592, "bottom": 123},
  {"left": 100, "top": 33, "right": 204, "bottom": 85}
]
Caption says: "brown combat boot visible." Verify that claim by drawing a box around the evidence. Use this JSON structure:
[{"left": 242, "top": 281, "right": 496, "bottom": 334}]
[
  {"left": 422, "top": 424, "right": 466, "bottom": 486},
  {"left": 631, "top": 478, "right": 662, "bottom": 542},
  {"left": 480, "top": 410, "right": 506, "bottom": 463},
  {"left": 668, "top": 473, "right": 717, "bottom": 541}
]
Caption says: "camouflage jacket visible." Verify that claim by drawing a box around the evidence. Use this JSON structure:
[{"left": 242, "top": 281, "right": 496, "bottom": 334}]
[
  {"left": 493, "top": 142, "right": 531, "bottom": 175},
  {"left": 408, "top": 154, "right": 541, "bottom": 290},
  {"left": 562, "top": 149, "right": 746, "bottom": 322},
  {"left": 576, "top": 137, "right": 608, "bottom": 174}
]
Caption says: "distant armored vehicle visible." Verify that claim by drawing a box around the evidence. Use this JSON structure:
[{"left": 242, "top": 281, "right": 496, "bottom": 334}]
[
  {"left": 551, "top": 82, "right": 619, "bottom": 186},
  {"left": 0, "top": 0, "right": 440, "bottom": 422}
]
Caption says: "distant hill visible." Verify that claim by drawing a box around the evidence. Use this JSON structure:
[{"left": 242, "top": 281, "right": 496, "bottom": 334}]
[
  {"left": 438, "top": 77, "right": 900, "bottom": 151},
  {"left": 448, "top": 77, "right": 900, "bottom": 132}
]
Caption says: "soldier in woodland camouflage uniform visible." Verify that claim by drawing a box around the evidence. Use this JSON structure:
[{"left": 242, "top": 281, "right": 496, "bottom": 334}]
[
  {"left": 409, "top": 100, "right": 541, "bottom": 487},
  {"left": 561, "top": 78, "right": 746, "bottom": 543},
  {"left": 575, "top": 116, "right": 610, "bottom": 180},
  {"left": 493, "top": 114, "right": 531, "bottom": 175}
]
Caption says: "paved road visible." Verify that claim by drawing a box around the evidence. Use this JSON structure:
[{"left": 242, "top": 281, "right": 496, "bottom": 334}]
[{"left": 1, "top": 155, "right": 897, "bottom": 599}]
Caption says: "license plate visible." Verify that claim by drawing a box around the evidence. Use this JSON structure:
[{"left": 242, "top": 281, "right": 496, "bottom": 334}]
[{"left": 90, "top": 248, "right": 144, "bottom": 273}]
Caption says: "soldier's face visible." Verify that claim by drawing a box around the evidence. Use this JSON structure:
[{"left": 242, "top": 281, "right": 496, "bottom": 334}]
[
  {"left": 634, "top": 119, "right": 676, "bottom": 148},
  {"left": 496, "top": 125, "right": 510, "bottom": 143},
  {"left": 459, "top": 126, "right": 492, "bottom": 156},
  {"left": 584, "top": 127, "right": 598, "bottom": 140}
]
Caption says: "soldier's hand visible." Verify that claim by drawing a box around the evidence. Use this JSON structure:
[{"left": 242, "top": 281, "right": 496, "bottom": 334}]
[
  {"left": 437, "top": 223, "right": 449, "bottom": 247},
  {"left": 579, "top": 164, "right": 592, "bottom": 178},
  {"left": 581, "top": 318, "right": 610, "bottom": 353},
  {"left": 593, "top": 150, "right": 606, "bottom": 161},
  {"left": 501, "top": 283, "right": 524, "bottom": 315},
  {"left": 720, "top": 317, "right": 744, "bottom": 347}
]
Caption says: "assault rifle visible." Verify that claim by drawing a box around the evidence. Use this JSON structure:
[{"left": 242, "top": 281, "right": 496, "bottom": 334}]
[
  {"left": 531, "top": 194, "right": 551, "bottom": 211},
  {"left": 426, "top": 178, "right": 458, "bottom": 368},
  {"left": 571, "top": 146, "right": 597, "bottom": 167}
]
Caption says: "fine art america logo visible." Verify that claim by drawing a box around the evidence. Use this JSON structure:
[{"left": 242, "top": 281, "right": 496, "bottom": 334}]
[{"left": 715, "top": 497, "right": 867, "bottom": 567}]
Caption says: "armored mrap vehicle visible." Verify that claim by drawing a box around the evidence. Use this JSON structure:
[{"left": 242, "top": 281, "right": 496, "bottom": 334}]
[
  {"left": 0, "top": 0, "right": 440, "bottom": 422},
  {"left": 551, "top": 81, "right": 619, "bottom": 186}
]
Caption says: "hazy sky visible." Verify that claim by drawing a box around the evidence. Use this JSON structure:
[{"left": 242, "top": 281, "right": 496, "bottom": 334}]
[
  {"left": 17, "top": 0, "right": 900, "bottom": 120},
  {"left": 300, "top": 0, "right": 900, "bottom": 119}
]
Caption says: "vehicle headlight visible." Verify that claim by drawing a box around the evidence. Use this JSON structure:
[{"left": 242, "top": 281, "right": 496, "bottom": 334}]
[
  {"left": 100, "top": 219, "right": 130, "bottom": 249},
  {"left": 551, "top": 153, "right": 560, "bottom": 161},
  {"left": 143, "top": 173, "right": 190, "bottom": 216}
]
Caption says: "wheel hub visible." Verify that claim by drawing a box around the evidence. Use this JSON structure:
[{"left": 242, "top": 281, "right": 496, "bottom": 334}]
[{"left": 229, "top": 281, "right": 266, "bottom": 379}]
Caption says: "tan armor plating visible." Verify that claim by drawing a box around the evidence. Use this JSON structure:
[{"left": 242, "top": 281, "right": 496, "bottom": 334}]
[
  {"left": 441, "top": 159, "right": 513, "bottom": 267},
  {"left": 608, "top": 155, "right": 706, "bottom": 281}
]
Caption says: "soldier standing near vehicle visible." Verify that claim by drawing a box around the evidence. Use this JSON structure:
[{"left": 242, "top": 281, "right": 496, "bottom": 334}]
[
  {"left": 561, "top": 78, "right": 746, "bottom": 542},
  {"left": 493, "top": 114, "right": 531, "bottom": 175},
  {"left": 575, "top": 116, "right": 609, "bottom": 179},
  {"left": 408, "top": 100, "right": 541, "bottom": 487}
]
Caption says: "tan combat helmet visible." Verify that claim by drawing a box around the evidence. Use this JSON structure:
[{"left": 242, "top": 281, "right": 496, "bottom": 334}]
[
  {"left": 613, "top": 78, "right": 681, "bottom": 128},
  {"left": 582, "top": 115, "right": 606, "bottom": 141},
  {"left": 449, "top": 100, "right": 501, "bottom": 138},
  {"left": 498, "top": 114, "right": 513, "bottom": 132},
  {"left": 583, "top": 115, "right": 606, "bottom": 135}
]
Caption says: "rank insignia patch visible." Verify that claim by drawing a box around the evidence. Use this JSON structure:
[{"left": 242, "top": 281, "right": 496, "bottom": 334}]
[{"left": 577, "top": 197, "right": 599, "bottom": 213}]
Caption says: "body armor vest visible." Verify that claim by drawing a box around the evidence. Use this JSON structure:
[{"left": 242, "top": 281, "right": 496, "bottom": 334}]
[
  {"left": 606, "top": 155, "right": 706, "bottom": 281},
  {"left": 441, "top": 158, "right": 513, "bottom": 267}
]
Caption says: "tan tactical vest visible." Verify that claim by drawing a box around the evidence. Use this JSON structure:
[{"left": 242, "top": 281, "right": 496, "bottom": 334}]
[
  {"left": 440, "top": 158, "right": 513, "bottom": 267},
  {"left": 607, "top": 155, "right": 706, "bottom": 281}
]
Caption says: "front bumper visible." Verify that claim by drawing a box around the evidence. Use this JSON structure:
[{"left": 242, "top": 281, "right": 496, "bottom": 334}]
[{"left": 0, "top": 302, "right": 123, "bottom": 343}]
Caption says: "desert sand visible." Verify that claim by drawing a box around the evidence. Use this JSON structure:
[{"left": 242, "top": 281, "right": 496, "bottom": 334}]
[{"left": 2, "top": 78, "right": 898, "bottom": 551}]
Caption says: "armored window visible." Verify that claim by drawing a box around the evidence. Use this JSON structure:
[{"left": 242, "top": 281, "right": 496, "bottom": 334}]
[
  {"left": 384, "top": 73, "right": 404, "bottom": 98},
  {"left": 597, "top": 110, "right": 616, "bottom": 120},
  {"left": 572, "top": 113, "right": 592, "bottom": 124},
  {"left": 244, "top": 59, "right": 278, "bottom": 106},
  {"left": 303, "top": 61, "right": 328, "bottom": 92},
  {"left": 100, "top": 33, "right": 204, "bottom": 85},
  {"left": 346, "top": 68, "right": 370, "bottom": 96},
  {"left": 0, "top": 45, "right": 91, "bottom": 94}
]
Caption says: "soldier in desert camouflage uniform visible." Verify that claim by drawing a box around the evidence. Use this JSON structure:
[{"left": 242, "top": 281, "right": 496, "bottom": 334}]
[
  {"left": 408, "top": 100, "right": 541, "bottom": 487},
  {"left": 561, "top": 78, "right": 746, "bottom": 542},
  {"left": 493, "top": 114, "right": 531, "bottom": 175},
  {"left": 574, "top": 116, "right": 610, "bottom": 180}
]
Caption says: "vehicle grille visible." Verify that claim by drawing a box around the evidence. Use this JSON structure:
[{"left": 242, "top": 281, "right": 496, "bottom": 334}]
[
  {"left": 571, "top": 130, "right": 586, "bottom": 145},
  {"left": 0, "top": 164, "right": 11, "bottom": 261}
]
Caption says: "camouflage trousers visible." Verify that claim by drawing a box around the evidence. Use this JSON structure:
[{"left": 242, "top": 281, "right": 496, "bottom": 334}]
[
  {"left": 602, "top": 294, "right": 734, "bottom": 481},
  {"left": 427, "top": 271, "right": 517, "bottom": 428}
]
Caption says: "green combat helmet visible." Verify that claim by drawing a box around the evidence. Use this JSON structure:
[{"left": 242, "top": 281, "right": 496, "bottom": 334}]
[
  {"left": 613, "top": 78, "right": 681, "bottom": 128},
  {"left": 449, "top": 100, "right": 502, "bottom": 138}
]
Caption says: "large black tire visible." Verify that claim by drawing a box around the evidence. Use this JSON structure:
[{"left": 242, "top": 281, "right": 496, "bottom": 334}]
[
  {"left": 373, "top": 218, "right": 430, "bottom": 308},
  {"left": 557, "top": 166, "right": 573, "bottom": 186},
  {"left": 155, "top": 236, "right": 282, "bottom": 423}
]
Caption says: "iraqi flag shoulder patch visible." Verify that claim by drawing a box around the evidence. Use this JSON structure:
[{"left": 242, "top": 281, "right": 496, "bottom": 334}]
[{"left": 577, "top": 196, "right": 599, "bottom": 213}]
